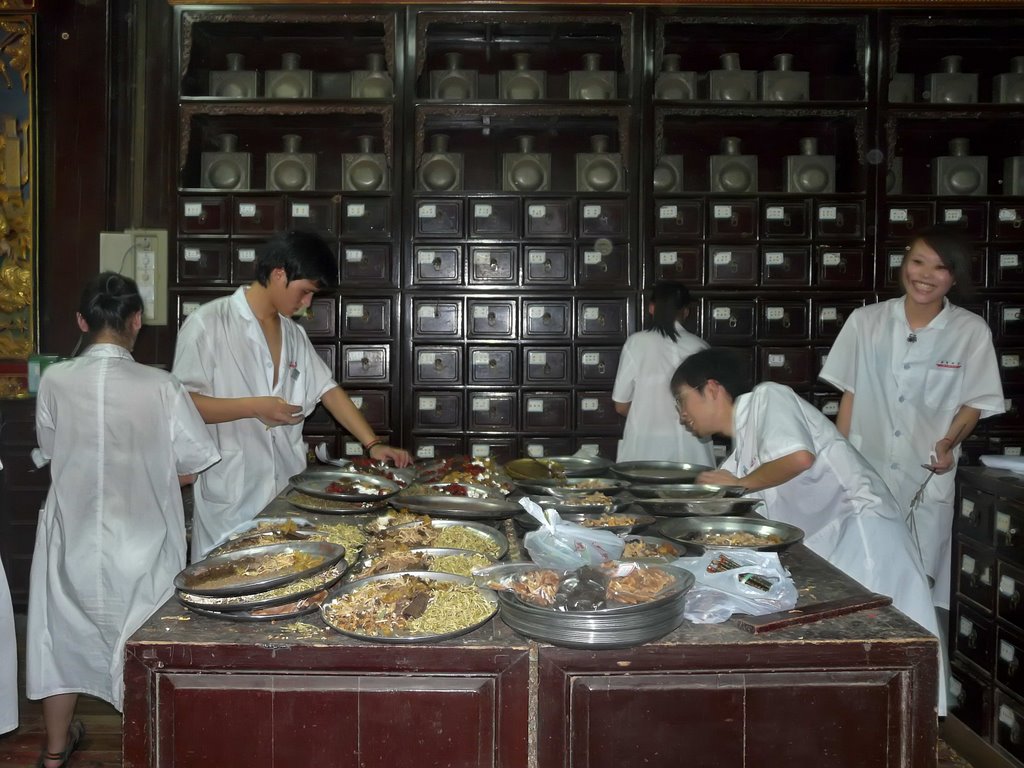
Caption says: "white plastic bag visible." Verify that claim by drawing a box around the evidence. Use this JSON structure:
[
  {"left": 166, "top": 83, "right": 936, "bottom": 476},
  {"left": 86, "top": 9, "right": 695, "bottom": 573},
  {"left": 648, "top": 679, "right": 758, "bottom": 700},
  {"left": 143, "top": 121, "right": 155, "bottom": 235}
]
[
  {"left": 675, "top": 549, "right": 798, "bottom": 624},
  {"left": 519, "top": 497, "right": 624, "bottom": 570}
]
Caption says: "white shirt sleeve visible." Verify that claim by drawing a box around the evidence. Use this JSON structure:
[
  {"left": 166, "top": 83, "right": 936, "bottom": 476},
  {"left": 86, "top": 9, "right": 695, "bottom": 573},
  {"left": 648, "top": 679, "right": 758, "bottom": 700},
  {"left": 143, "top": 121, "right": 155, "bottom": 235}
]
[
  {"left": 746, "top": 385, "right": 818, "bottom": 464},
  {"left": 960, "top": 322, "right": 1006, "bottom": 418},
  {"left": 818, "top": 309, "right": 861, "bottom": 394},
  {"left": 168, "top": 379, "right": 221, "bottom": 475},
  {"left": 34, "top": 380, "right": 56, "bottom": 460},
  {"left": 611, "top": 337, "right": 638, "bottom": 403},
  {"left": 172, "top": 314, "right": 215, "bottom": 395}
]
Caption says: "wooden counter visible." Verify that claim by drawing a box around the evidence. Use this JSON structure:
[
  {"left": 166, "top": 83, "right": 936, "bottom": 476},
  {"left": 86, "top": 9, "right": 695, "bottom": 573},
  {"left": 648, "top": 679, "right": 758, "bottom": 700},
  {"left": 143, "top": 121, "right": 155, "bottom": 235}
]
[{"left": 124, "top": 499, "right": 939, "bottom": 768}]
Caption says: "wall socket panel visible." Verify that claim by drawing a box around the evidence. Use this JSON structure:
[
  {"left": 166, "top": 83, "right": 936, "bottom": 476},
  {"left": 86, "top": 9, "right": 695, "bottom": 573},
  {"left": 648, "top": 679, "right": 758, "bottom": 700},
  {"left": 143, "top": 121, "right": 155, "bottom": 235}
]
[{"left": 98, "top": 229, "right": 168, "bottom": 325}]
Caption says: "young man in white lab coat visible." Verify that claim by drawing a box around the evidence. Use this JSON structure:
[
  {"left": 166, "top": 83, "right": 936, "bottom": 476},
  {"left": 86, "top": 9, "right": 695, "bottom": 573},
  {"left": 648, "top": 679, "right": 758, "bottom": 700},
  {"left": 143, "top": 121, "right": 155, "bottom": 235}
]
[
  {"left": 671, "top": 348, "right": 946, "bottom": 715},
  {"left": 173, "top": 230, "right": 411, "bottom": 560}
]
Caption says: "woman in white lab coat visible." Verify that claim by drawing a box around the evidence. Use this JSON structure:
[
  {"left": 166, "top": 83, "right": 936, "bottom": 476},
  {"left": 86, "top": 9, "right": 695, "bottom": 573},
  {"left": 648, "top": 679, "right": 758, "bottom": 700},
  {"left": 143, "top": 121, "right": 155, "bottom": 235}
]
[
  {"left": 26, "top": 273, "right": 218, "bottom": 768},
  {"left": 820, "top": 226, "right": 1005, "bottom": 608},
  {"left": 612, "top": 281, "right": 714, "bottom": 465}
]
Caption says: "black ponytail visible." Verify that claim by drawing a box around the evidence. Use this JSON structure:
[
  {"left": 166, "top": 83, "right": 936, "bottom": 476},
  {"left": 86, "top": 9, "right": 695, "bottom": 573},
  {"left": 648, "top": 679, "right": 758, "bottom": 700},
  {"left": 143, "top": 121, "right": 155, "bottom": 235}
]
[{"left": 647, "top": 281, "right": 691, "bottom": 342}]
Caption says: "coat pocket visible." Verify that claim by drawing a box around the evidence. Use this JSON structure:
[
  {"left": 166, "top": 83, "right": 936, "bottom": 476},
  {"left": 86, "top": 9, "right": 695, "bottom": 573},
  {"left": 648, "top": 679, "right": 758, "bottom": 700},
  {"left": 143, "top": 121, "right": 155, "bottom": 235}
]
[{"left": 923, "top": 366, "right": 964, "bottom": 411}]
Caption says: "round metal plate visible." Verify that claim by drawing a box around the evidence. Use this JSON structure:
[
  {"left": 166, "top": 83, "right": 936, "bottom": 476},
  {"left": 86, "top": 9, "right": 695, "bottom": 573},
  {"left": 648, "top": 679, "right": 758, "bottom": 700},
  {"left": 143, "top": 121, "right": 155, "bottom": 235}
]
[
  {"left": 348, "top": 547, "right": 498, "bottom": 581},
  {"left": 285, "top": 490, "right": 391, "bottom": 515},
  {"left": 530, "top": 495, "right": 628, "bottom": 516},
  {"left": 619, "top": 535, "right": 686, "bottom": 563},
  {"left": 504, "top": 455, "right": 613, "bottom": 482},
  {"left": 610, "top": 461, "right": 714, "bottom": 484},
  {"left": 632, "top": 498, "right": 764, "bottom": 518},
  {"left": 394, "top": 519, "right": 510, "bottom": 560},
  {"left": 514, "top": 510, "right": 656, "bottom": 535},
  {"left": 388, "top": 494, "right": 522, "bottom": 521},
  {"left": 320, "top": 571, "right": 498, "bottom": 643},
  {"left": 176, "top": 560, "right": 347, "bottom": 612},
  {"left": 626, "top": 484, "right": 743, "bottom": 500},
  {"left": 173, "top": 541, "right": 347, "bottom": 597},
  {"left": 182, "top": 587, "right": 335, "bottom": 622},
  {"left": 656, "top": 516, "right": 804, "bottom": 553},
  {"left": 288, "top": 468, "right": 401, "bottom": 502}
]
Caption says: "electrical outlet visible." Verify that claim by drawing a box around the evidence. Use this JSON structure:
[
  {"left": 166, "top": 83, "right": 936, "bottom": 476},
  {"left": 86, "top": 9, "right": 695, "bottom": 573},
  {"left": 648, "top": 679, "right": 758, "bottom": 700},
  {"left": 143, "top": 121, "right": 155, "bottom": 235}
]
[{"left": 98, "top": 229, "right": 168, "bottom": 325}]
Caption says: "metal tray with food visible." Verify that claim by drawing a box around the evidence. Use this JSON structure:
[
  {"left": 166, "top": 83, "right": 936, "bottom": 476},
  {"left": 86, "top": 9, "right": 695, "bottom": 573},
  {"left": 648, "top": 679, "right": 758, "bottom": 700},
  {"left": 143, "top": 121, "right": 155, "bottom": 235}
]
[
  {"left": 348, "top": 547, "right": 498, "bottom": 581},
  {"left": 609, "top": 461, "right": 714, "bottom": 484},
  {"left": 173, "top": 541, "right": 347, "bottom": 597},
  {"left": 184, "top": 588, "right": 335, "bottom": 622},
  {"left": 619, "top": 535, "right": 686, "bottom": 563},
  {"left": 625, "top": 483, "right": 745, "bottom": 500},
  {"left": 545, "top": 477, "right": 630, "bottom": 497},
  {"left": 336, "top": 457, "right": 417, "bottom": 487},
  {"left": 285, "top": 489, "right": 391, "bottom": 515},
  {"left": 288, "top": 468, "right": 401, "bottom": 502},
  {"left": 397, "top": 481, "right": 500, "bottom": 500},
  {"left": 530, "top": 494, "right": 627, "bottom": 516},
  {"left": 504, "top": 455, "right": 613, "bottom": 482},
  {"left": 176, "top": 559, "right": 348, "bottom": 612},
  {"left": 514, "top": 510, "right": 656, "bottom": 535},
  {"left": 320, "top": 571, "right": 498, "bottom": 643},
  {"left": 656, "top": 516, "right": 804, "bottom": 553},
  {"left": 631, "top": 497, "right": 764, "bottom": 518},
  {"left": 232, "top": 516, "right": 313, "bottom": 534},
  {"left": 413, "top": 456, "right": 514, "bottom": 494},
  {"left": 387, "top": 494, "right": 522, "bottom": 521},
  {"left": 383, "top": 519, "right": 509, "bottom": 560}
]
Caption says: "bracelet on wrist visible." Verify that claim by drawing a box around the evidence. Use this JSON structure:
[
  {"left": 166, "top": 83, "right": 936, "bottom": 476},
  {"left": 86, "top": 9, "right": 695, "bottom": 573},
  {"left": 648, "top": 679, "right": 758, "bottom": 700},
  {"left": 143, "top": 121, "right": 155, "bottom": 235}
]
[{"left": 363, "top": 438, "right": 383, "bottom": 453}]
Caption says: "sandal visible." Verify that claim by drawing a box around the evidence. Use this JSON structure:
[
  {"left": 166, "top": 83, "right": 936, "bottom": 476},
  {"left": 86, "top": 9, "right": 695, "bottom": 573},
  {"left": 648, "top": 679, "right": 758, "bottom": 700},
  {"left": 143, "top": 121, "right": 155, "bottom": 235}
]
[{"left": 35, "top": 719, "right": 85, "bottom": 768}]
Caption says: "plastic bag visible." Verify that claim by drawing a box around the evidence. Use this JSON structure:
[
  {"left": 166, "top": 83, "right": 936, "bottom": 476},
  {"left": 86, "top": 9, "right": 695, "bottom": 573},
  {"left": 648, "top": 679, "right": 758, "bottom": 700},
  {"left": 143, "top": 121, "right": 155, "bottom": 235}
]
[
  {"left": 675, "top": 549, "right": 798, "bottom": 624},
  {"left": 519, "top": 497, "right": 624, "bottom": 570}
]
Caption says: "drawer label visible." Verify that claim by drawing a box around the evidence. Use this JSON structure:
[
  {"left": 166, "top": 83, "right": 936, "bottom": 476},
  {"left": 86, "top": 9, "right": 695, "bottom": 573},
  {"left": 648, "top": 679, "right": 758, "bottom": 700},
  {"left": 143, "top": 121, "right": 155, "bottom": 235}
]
[
  {"left": 713, "top": 204, "right": 732, "bottom": 219},
  {"left": 766, "top": 206, "right": 784, "bottom": 221},
  {"left": 1000, "top": 253, "right": 1021, "bottom": 268},
  {"left": 889, "top": 252, "right": 903, "bottom": 268},
  {"left": 474, "top": 203, "right": 492, "bottom": 218},
  {"left": 822, "top": 252, "right": 841, "bottom": 267},
  {"left": 712, "top": 307, "right": 732, "bottom": 321},
  {"left": 183, "top": 248, "right": 201, "bottom": 262},
  {"left": 1005, "top": 308, "right": 1022, "bottom": 322},
  {"left": 237, "top": 248, "right": 255, "bottom": 263},
  {"left": 418, "top": 396, "right": 437, "bottom": 410},
  {"left": 1000, "top": 705, "right": 1016, "bottom": 727},
  {"left": 416, "top": 445, "right": 436, "bottom": 459},
  {"left": 713, "top": 251, "right": 733, "bottom": 265},
  {"left": 822, "top": 401, "right": 839, "bottom": 416},
  {"left": 1001, "top": 641, "right": 1016, "bottom": 663},
  {"left": 418, "top": 352, "right": 439, "bottom": 366},
  {"left": 528, "top": 251, "right": 546, "bottom": 264},
  {"left": 1000, "top": 575, "right": 1016, "bottom": 597},
  {"left": 347, "top": 203, "right": 365, "bottom": 217},
  {"left": 471, "top": 444, "right": 490, "bottom": 458},
  {"left": 183, "top": 202, "right": 203, "bottom": 217},
  {"left": 961, "top": 499, "right": 975, "bottom": 519},
  {"left": 818, "top": 206, "right": 837, "bottom": 221},
  {"left": 345, "top": 249, "right": 363, "bottom": 262},
  {"left": 182, "top": 301, "right": 201, "bottom": 316},
  {"left": 997, "top": 512, "right": 1012, "bottom": 533},
  {"left": 765, "top": 251, "right": 784, "bottom": 266},
  {"left": 584, "top": 251, "right": 602, "bottom": 265},
  {"left": 344, "top": 441, "right": 362, "bottom": 456},
  {"left": 1002, "top": 354, "right": 1021, "bottom": 369},
  {"left": 659, "top": 251, "right": 677, "bottom": 265},
  {"left": 581, "top": 398, "right": 599, "bottom": 411},
  {"left": 418, "top": 204, "right": 436, "bottom": 218},
  {"left": 583, "top": 307, "right": 599, "bottom": 321},
  {"left": 474, "top": 251, "right": 491, "bottom": 265},
  {"left": 999, "top": 208, "right": 1019, "bottom": 222},
  {"left": 291, "top": 203, "right": 310, "bottom": 218},
  {"left": 346, "top": 304, "right": 364, "bottom": 318},
  {"left": 238, "top": 203, "right": 257, "bottom": 217},
  {"left": 529, "top": 306, "right": 546, "bottom": 319},
  {"left": 944, "top": 208, "right": 963, "bottom": 223},
  {"left": 527, "top": 399, "right": 545, "bottom": 413},
  {"left": 350, "top": 396, "right": 363, "bottom": 409},
  {"left": 767, "top": 354, "right": 785, "bottom": 368},
  {"left": 949, "top": 678, "right": 963, "bottom": 698},
  {"left": 889, "top": 208, "right": 908, "bottom": 223},
  {"left": 583, "top": 204, "right": 601, "bottom": 219},
  {"left": 961, "top": 554, "right": 975, "bottom": 575},
  {"left": 417, "top": 305, "right": 437, "bottom": 319},
  {"left": 472, "top": 351, "right": 490, "bottom": 365},
  {"left": 659, "top": 204, "right": 677, "bottom": 219},
  {"left": 529, "top": 351, "right": 547, "bottom": 364},
  {"left": 1008, "top": 447, "right": 1023, "bottom": 456},
  {"left": 473, "top": 305, "right": 490, "bottom": 319},
  {"left": 959, "top": 617, "right": 973, "bottom": 636},
  {"left": 528, "top": 204, "right": 546, "bottom": 218},
  {"left": 346, "top": 350, "right": 366, "bottom": 362},
  {"left": 765, "top": 307, "right": 784, "bottom": 321},
  {"left": 472, "top": 397, "right": 489, "bottom": 411},
  {"left": 981, "top": 567, "right": 992, "bottom": 585},
  {"left": 417, "top": 250, "right": 436, "bottom": 263},
  {"left": 582, "top": 352, "right": 600, "bottom": 366},
  {"left": 527, "top": 444, "right": 544, "bottom": 457},
  {"left": 820, "top": 307, "right": 838, "bottom": 321}
]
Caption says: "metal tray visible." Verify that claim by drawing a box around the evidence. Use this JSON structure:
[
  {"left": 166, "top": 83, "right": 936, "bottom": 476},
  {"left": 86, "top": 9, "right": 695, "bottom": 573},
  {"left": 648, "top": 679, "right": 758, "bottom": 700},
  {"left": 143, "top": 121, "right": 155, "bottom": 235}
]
[
  {"left": 656, "top": 516, "right": 804, "bottom": 553},
  {"left": 515, "top": 510, "right": 656, "bottom": 535},
  {"left": 211, "top": 527, "right": 317, "bottom": 556},
  {"left": 632, "top": 497, "right": 764, "bottom": 518},
  {"left": 320, "top": 571, "right": 498, "bottom": 643},
  {"left": 288, "top": 468, "right": 401, "bottom": 502},
  {"left": 545, "top": 478, "right": 630, "bottom": 497},
  {"left": 183, "top": 587, "right": 335, "bottom": 622},
  {"left": 348, "top": 547, "right": 498, "bottom": 581},
  {"left": 504, "top": 455, "right": 613, "bottom": 481},
  {"left": 626, "top": 484, "right": 744, "bottom": 500},
  {"left": 530, "top": 495, "right": 628, "bottom": 516},
  {"left": 610, "top": 461, "right": 714, "bottom": 484},
  {"left": 231, "top": 516, "right": 313, "bottom": 534},
  {"left": 393, "top": 519, "right": 510, "bottom": 560},
  {"left": 173, "top": 541, "right": 347, "bottom": 597},
  {"left": 397, "top": 481, "right": 500, "bottom": 500},
  {"left": 619, "top": 535, "right": 686, "bottom": 563},
  {"left": 285, "top": 490, "right": 391, "bottom": 515},
  {"left": 388, "top": 494, "right": 522, "bottom": 521},
  {"left": 176, "top": 560, "right": 347, "bottom": 612}
]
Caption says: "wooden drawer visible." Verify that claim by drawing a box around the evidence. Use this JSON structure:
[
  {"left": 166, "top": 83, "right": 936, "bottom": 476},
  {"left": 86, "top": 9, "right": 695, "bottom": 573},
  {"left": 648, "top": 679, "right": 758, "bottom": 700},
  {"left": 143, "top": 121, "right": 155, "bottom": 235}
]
[
  {"left": 469, "top": 246, "right": 517, "bottom": 286},
  {"left": 576, "top": 347, "right": 620, "bottom": 385},
  {"left": 760, "top": 246, "right": 811, "bottom": 287},
  {"left": 812, "top": 300, "right": 863, "bottom": 343},
  {"left": 708, "top": 244, "right": 758, "bottom": 286},
  {"left": 814, "top": 200, "right": 863, "bottom": 240},
  {"left": 467, "top": 391, "right": 517, "bottom": 431},
  {"left": 956, "top": 602, "right": 995, "bottom": 675},
  {"left": 707, "top": 199, "right": 757, "bottom": 239},
  {"left": 177, "top": 241, "right": 230, "bottom": 284},
  {"left": 761, "top": 199, "right": 811, "bottom": 240},
  {"left": 523, "top": 347, "right": 571, "bottom": 385},
  {"left": 523, "top": 245, "right": 572, "bottom": 286},
  {"left": 468, "top": 346, "right": 516, "bottom": 386},
  {"left": 653, "top": 245, "right": 704, "bottom": 284},
  {"left": 524, "top": 199, "right": 572, "bottom": 237},
  {"left": 289, "top": 196, "right": 339, "bottom": 237},
  {"left": 412, "top": 245, "right": 462, "bottom": 285},
  {"left": 995, "top": 689, "right": 1024, "bottom": 764},
  {"left": 233, "top": 196, "right": 285, "bottom": 236},
  {"left": 465, "top": 438, "right": 516, "bottom": 467},
  {"left": 577, "top": 242, "right": 632, "bottom": 288},
  {"left": 522, "top": 391, "right": 572, "bottom": 432},
  {"left": 997, "top": 625, "right": 1024, "bottom": 701},
  {"left": 468, "top": 198, "right": 519, "bottom": 238},
  {"left": 575, "top": 391, "right": 621, "bottom": 433},
  {"left": 179, "top": 196, "right": 228, "bottom": 234},
  {"left": 958, "top": 485, "right": 995, "bottom": 544},
  {"left": 341, "top": 197, "right": 390, "bottom": 238},
  {"left": 576, "top": 299, "right": 630, "bottom": 341},
  {"left": 297, "top": 297, "right": 337, "bottom": 339},
  {"left": 996, "top": 499, "right": 1024, "bottom": 564},
  {"left": 957, "top": 537, "right": 997, "bottom": 613},
  {"left": 578, "top": 199, "right": 628, "bottom": 238},
  {"left": 653, "top": 200, "right": 702, "bottom": 238},
  {"left": 412, "top": 391, "right": 463, "bottom": 432},
  {"left": 414, "top": 346, "right": 462, "bottom": 386},
  {"left": 415, "top": 199, "right": 464, "bottom": 238},
  {"left": 949, "top": 660, "right": 992, "bottom": 739},
  {"left": 341, "top": 297, "right": 393, "bottom": 339},
  {"left": 346, "top": 390, "right": 390, "bottom": 432},
  {"left": 340, "top": 344, "right": 390, "bottom": 384},
  {"left": 757, "top": 301, "right": 810, "bottom": 342},
  {"left": 341, "top": 243, "right": 394, "bottom": 286},
  {"left": 816, "top": 247, "right": 868, "bottom": 289},
  {"left": 759, "top": 347, "right": 814, "bottom": 388},
  {"left": 411, "top": 299, "right": 463, "bottom": 339},
  {"left": 999, "top": 559, "right": 1024, "bottom": 634},
  {"left": 522, "top": 301, "right": 571, "bottom": 340},
  {"left": 467, "top": 299, "right": 517, "bottom": 340}
]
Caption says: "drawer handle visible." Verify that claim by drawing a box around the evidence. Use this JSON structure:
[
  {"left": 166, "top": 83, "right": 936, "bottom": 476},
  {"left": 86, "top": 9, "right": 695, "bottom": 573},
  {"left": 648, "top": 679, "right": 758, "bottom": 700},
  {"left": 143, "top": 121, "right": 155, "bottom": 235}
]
[
  {"left": 1011, "top": 590, "right": 1021, "bottom": 609},
  {"left": 782, "top": 213, "right": 792, "bottom": 228},
  {"left": 433, "top": 358, "right": 444, "bottom": 371},
  {"left": 782, "top": 313, "right": 791, "bottom": 329},
  {"left": 543, "top": 259, "right": 552, "bottom": 273},
  {"left": 487, "top": 311, "right": 497, "bottom": 327},
  {"left": 835, "top": 212, "right": 846, "bottom": 229},
  {"left": 488, "top": 358, "right": 497, "bottom": 369},
  {"left": 967, "top": 628, "right": 978, "bottom": 649},
  {"left": 199, "top": 212, "right": 208, "bottom": 225},
  {"left": 489, "top": 259, "right": 498, "bottom": 271},
  {"left": 728, "top": 316, "right": 738, "bottom": 329},
  {"left": 360, "top": 356, "right": 370, "bottom": 370},
  {"left": 432, "top": 257, "right": 442, "bottom": 271},
  {"left": 1010, "top": 657, "right": 1020, "bottom": 678},
  {"left": 597, "top": 361, "right": 606, "bottom": 375}
]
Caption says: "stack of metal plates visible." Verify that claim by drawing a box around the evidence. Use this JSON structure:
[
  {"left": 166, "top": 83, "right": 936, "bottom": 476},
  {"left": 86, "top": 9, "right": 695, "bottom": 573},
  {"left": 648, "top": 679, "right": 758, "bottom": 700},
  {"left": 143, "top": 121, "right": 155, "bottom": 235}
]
[{"left": 496, "top": 564, "right": 694, "bottom": 649}]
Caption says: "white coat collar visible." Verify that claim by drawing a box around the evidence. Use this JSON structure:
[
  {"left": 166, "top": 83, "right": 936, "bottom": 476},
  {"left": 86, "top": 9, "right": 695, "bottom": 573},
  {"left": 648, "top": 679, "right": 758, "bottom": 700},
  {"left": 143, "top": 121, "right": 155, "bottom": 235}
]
[
  {"left": 82, "top": 343, "right": 134, "bottom": 361},
  {"left": 891, "top": 295, "right": 951, "bottom": 331}
]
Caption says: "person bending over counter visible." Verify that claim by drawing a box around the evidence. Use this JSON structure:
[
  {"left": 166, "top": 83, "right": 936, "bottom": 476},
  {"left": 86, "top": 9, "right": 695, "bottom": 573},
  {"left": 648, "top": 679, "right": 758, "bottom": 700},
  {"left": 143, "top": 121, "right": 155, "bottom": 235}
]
[{"left": 173, "top": 230, "right": 412, "bottom": 560}]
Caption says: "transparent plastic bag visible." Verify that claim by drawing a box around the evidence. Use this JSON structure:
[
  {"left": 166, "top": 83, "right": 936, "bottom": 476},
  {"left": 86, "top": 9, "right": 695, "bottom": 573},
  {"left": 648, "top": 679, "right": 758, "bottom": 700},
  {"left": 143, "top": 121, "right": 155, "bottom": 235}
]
[
  {"left": 519, "top": 497, "right": 624, "bottom": 570},
  {"left": 675, "top": 549, "right": 798, "bottom": 624}
]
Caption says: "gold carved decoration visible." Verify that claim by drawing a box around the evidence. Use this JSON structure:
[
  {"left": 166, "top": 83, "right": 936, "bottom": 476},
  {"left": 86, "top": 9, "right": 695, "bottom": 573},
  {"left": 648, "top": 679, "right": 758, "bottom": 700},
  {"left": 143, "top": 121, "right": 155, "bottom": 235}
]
[{"left": 0, "top": 14, "right": 33, "bottom": 398}]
